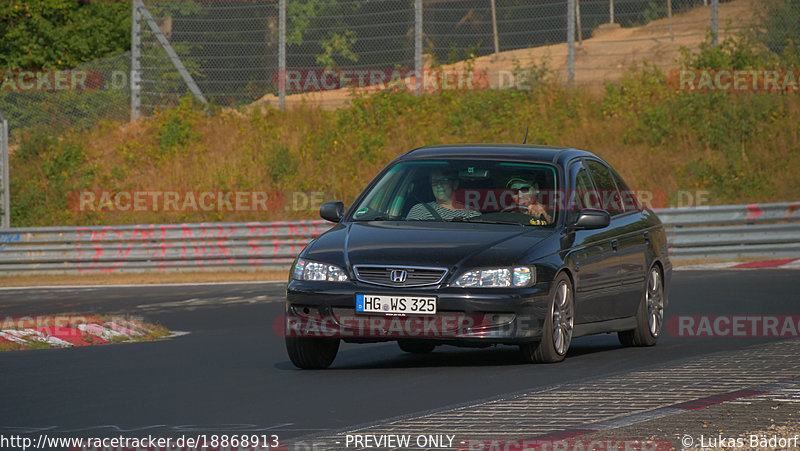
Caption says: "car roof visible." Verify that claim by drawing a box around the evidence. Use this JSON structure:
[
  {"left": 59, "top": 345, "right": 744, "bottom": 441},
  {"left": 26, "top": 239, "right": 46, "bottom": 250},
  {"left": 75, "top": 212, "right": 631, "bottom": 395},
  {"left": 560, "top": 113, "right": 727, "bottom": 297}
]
[{"left": 398, "top": 144, "right": 597, "bottom": 166}]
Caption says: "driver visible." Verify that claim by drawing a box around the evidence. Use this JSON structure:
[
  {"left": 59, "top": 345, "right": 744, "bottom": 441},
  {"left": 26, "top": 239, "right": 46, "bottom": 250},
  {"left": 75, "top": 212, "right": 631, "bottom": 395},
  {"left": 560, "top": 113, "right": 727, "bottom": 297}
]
[
  {"left": 406, "top": 169, "right": 480, "bottom": 220},
  {"left": 506, "top": 177, "right": 552, "bottom": 223}
]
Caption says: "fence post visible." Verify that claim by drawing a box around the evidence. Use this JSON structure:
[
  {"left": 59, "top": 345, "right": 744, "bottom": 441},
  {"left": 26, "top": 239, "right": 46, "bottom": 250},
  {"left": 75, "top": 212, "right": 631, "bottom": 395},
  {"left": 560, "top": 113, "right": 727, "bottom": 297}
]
[
  {"left": 567, "top": 0, "right": 575, "bottom": 85},
  {"left": 609, "top": 0, "right": 614, "bottom": 24},
  {"left": 279, "top": 0, "right": 286, "bottom": 111},
  {"left": 131, "top": 1, "right": 141, "bottom": 121},
  {"left": 0, "top": 110, "right": 9, "bottom": 229},
  {"left": 491, "top": 0, "right": 500, "bottom": 56},
  {"left": 415, "top": 0, "right": 423, "bottom": 95},
  {"left": 711, "top": 0, "right": 719, "bottom": 46},
  {"left": 575, "top": 0, "right": 583, "bottom": 46},
  {"left": 668, "top": 0, "right": 674, "bottom": 41}
]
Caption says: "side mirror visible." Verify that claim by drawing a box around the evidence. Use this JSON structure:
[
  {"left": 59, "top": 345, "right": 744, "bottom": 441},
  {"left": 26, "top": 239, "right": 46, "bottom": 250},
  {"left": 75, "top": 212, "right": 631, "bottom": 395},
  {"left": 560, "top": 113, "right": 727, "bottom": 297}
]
[
  {"left": 320, "top": 201, "right": 344, "bottom": 223},
  {"left": 573, "top": 209, "right": 610, "bottom": 230}
]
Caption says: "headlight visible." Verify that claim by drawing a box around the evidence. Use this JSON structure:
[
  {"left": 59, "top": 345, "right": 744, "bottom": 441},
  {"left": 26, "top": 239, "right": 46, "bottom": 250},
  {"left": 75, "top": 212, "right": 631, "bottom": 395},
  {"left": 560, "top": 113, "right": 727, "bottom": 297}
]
[
  {"left": 452, "top": 266, "right": 535, "bottom": 288},
  {"left": 292, "top": 258, "right": 348, "bottom": 282}
]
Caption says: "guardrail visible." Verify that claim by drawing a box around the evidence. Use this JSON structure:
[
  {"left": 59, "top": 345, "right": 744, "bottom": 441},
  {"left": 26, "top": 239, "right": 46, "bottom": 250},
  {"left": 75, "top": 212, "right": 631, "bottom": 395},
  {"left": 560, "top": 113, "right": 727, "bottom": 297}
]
[
  {"left": 0, "top": 202, "right": 798, "bottom": 274},
  {"left": 658, "top": 201, "right": 800, "bottom": 261},
  {"left": 658, "top": 202, "right": 800, "bottom": 262},
  {"left": 656, "top": 202, "right": 800, "bottom": 226},
  {"left": 0, "top": 221, "right": 332, "bottom": 274}
]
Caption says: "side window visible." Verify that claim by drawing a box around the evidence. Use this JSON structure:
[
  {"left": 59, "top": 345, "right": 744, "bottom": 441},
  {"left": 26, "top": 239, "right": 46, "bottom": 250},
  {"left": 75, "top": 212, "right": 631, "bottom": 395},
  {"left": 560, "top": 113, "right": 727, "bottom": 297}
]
[
  {"left": 567, "top": 162, "right": 599, "bottom": 223},
  {"left": 584, "top": 160, "right": 624, "bottom": 216},
  {"left": 610, "top": 168, "right": 640, "bottom": 212},
  {"left": 575, "top": 167, "right": 595, "bottom": 202}
]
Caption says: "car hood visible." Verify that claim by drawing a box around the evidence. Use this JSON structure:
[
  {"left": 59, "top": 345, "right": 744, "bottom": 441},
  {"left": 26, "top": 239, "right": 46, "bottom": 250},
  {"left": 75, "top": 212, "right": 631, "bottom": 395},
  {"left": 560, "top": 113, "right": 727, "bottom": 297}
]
[{"left": 303, "top": 221, "right": 554, "bottom": 271}]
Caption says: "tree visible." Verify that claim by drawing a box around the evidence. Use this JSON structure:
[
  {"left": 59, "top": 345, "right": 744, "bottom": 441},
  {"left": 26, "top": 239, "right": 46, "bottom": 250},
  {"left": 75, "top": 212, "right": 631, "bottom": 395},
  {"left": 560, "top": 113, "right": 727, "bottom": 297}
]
[
  {"left": 287, "top": 0, "right": 365, "bottom": 70},
  {"left": 0, "top": 0, "right": 130, "bottom": 69}
]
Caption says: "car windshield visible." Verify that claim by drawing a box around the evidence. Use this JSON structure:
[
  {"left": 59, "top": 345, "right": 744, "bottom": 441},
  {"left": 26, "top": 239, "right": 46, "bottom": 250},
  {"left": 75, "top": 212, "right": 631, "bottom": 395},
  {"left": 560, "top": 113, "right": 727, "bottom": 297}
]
[{"left": 350, "top": 160, "right": 558, "bottom": 226}]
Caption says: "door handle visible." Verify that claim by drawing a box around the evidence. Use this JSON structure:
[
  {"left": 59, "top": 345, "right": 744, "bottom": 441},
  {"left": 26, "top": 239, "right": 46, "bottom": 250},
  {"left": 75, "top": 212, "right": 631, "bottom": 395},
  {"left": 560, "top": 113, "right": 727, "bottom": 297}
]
[
  {"left": 611, "top": 239, "right": 618, "bottom": 251},
  {"left": 643, "top": 231, "right": 649, "bottom": 244}
]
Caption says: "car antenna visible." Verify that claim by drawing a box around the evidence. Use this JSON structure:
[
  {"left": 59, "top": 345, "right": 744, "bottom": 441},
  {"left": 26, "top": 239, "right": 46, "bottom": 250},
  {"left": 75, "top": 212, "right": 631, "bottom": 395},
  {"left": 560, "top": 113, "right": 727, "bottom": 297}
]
[{"left": 522, "top": 126, "right": 529, "bottom": 144}]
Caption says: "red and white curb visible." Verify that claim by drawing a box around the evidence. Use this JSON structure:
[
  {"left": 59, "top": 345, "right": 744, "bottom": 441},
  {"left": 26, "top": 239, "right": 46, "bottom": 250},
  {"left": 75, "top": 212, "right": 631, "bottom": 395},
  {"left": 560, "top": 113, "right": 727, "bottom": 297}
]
[
  {"left": 0, "top": 329, "right": 73, "bottom": 347},
  {"left": 675, "top": 258, "right": 800, "bottom": 271},
  {"left": 0, "top": 316, "right": 175, "bottom": 350}
]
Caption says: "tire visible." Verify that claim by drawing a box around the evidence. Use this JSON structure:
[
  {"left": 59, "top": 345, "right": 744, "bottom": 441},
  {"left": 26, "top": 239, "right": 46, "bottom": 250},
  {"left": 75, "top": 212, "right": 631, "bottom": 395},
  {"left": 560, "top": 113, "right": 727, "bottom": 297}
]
[
  {"left": 618, "top": 265, "right": 664, "bottom": 347},
  {"left": 398, "top": 340, "right": 436, "bottom": 354},
  {"left": 285, "top": 337, "right": 340, "bottom": 369},
  {"left": 521, "top": 273, "right": 574, "bottom": 363}
]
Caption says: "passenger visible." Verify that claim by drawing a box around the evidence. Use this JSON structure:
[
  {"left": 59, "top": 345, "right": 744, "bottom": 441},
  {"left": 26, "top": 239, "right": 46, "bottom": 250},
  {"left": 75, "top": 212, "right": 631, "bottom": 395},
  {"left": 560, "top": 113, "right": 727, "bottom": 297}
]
[
  {"left": 406, "top": 169, "right": 480, "bottom": 220},
  {"left": 506, "top": 177, "right": 552, "bottom": 223}
]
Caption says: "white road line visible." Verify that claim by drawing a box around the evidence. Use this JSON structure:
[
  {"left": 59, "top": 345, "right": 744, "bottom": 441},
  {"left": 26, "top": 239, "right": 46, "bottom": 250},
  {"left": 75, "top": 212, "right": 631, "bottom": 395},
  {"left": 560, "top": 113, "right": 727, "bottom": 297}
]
[
  {"left": 673, "top": 262, "right": 739, "bottom": 271},
  {"left": 0, "top": 280, "right": 286, "bottom": 291},
  {"left": 780, "top": 260, "right": 800, "bottom": 269}
]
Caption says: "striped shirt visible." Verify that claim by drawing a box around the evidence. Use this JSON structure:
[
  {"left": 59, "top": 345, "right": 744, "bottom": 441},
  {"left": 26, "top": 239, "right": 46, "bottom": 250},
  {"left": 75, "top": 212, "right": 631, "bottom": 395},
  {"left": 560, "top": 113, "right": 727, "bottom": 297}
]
[{"left": 406, "top": 202, "right": 481, "bottom": 220}]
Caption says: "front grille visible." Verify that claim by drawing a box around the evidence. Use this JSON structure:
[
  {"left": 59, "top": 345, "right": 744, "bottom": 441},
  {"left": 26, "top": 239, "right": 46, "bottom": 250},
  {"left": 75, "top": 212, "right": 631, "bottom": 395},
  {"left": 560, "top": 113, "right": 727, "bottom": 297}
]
[{"left": 353, "top": 265, "right": 447, "bottom": 287}]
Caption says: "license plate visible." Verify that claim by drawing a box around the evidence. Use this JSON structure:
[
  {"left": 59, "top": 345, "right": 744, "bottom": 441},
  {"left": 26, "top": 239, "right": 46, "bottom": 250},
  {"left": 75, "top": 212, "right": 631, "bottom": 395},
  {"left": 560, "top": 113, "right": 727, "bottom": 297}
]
[{"left": 355, "top": 294, "right": 437, "bottom": 315}]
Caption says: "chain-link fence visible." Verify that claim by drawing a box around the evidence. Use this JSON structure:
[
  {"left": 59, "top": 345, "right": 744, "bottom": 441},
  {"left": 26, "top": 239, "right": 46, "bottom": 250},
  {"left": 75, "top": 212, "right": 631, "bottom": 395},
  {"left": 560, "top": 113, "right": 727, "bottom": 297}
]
[
  {"left": 137, "top": 0, "right": 279, "bottom": 116},
  {"left": 132, "top": 0, "right": 752, "bottom": 112},
  {"left": 422, "top": 0, "right": 722, "bottom": 55},
  {"left": 0, "top": 0, "right": 771, "bottom": 137},
  {"left": 0, "top": 52, "right": 130, "bottom": 141}
]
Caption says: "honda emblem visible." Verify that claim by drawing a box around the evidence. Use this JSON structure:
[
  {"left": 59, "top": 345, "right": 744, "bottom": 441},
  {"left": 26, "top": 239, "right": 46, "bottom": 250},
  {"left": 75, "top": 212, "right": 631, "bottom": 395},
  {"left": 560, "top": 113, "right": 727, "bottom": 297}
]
[{"left": 390, "top": 269, "right": 407, "bottom": 283}]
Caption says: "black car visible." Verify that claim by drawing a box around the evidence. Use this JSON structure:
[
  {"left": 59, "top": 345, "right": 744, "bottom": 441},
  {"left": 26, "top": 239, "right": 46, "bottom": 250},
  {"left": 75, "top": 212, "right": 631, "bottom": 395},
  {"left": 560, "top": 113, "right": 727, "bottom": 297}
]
[{"left": 285, "top": 144, "right": 671, "bottom": 368}]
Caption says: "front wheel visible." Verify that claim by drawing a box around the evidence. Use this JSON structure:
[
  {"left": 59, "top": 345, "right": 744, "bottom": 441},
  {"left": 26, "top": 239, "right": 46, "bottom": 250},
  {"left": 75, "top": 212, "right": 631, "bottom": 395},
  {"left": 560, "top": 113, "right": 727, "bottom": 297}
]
[
  {"left": 285, "top": 337, "right": 340, "bottom": 369},
  {"left": 618, "top": 265, "right": 664, "bottom": 347},
  {"left": 521, "top": 273, "right": 574, "bottom": 363}
]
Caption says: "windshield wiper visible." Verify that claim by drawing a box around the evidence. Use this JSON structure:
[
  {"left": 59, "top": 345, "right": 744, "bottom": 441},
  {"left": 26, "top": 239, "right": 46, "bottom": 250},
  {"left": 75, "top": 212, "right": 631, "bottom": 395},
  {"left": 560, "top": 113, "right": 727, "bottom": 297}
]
[
  {"left": 353, "top": 216, "right": 388, "bottom": 221},
  {"left": 460, "top": 217, "right": 525, "bottom": 226}
]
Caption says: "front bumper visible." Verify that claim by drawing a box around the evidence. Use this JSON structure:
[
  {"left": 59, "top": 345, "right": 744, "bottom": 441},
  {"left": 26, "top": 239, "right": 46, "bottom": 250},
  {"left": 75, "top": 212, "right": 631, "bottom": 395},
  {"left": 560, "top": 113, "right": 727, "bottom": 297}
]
[{"left": 285, "top": 280, "right": 551, "bottom": 345}]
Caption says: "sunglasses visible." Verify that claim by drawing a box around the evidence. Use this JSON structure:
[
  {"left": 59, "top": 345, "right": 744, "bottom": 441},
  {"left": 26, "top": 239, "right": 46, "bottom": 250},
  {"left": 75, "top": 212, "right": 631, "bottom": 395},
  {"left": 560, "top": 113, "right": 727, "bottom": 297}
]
[
  {"left": 431, "top": 177, "right": 454, "bottom": 185},
  {"left": 510, "top": 184, "right": 536, "bottom": 194}
]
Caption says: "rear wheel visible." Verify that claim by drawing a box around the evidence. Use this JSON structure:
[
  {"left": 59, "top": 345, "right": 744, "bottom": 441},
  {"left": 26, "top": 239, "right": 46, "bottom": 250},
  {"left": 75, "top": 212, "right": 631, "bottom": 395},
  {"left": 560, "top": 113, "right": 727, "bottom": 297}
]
[
  {"left": 618, "top": 265, "right": 664, "bottom": 347},
  {"left": 398, "top": 340, "right": 436, "bottom": 354},
  {"left": 521, "top": 273, "right": 574, "bottom": 363},
  {"left": 285, "top": 337, "right": 340, "bottom": 369}
]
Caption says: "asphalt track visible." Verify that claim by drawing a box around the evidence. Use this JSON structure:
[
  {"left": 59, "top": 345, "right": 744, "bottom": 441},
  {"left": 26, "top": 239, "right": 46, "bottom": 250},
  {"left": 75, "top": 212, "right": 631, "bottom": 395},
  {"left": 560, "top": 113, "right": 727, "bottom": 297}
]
[{"left": 0, "top": 270, "right": 798, "bottom": 446}]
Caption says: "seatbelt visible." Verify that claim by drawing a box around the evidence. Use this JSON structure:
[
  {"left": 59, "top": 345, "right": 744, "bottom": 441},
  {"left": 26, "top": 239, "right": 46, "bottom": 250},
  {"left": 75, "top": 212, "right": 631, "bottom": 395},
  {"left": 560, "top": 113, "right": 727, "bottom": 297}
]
[{"left": 422, "top": 202, "right": 443, "bottom": 220}]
